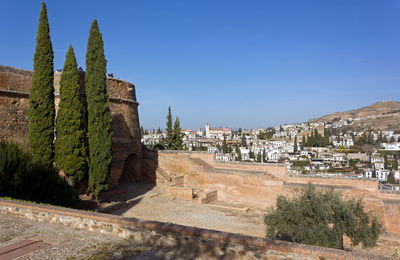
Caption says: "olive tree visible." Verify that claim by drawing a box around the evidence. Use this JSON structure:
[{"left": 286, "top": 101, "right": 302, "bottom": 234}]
[{"left": 264, "top": 183, "right": 383, "bottom": 249}]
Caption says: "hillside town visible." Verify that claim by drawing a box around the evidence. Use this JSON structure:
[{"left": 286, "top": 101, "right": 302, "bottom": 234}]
[{"left": 142, "top": 118, "right": 400, "bottom": 188}]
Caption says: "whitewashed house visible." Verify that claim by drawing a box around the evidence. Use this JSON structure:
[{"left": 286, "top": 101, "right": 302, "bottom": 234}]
[
  {"left": 363, "top": 168, "right": 373, "bottom": 178},
  {"left": 376, "top": 169, "right": 390, "bottom": 181}
]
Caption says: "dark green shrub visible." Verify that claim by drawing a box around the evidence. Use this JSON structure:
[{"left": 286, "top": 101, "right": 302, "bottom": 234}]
[
  {"left": 265, "top": 183, "right": 383, "bottom": 249},
  {"left": 0, "top": 140, "right": 79, "bottom": 207}
]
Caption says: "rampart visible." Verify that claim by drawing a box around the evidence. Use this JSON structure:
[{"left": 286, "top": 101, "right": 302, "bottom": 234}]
[
  {"left": 156, "top": 151, "right": 400, "bottom": 235},
  {"left": 0, "top": 65, "right": 142, "bottom": 188},
  {"left": 0, "top": 199, "right": 389, "bottom": 260}
]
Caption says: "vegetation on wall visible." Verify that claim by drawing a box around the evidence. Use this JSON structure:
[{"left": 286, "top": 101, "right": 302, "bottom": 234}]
[
  {"left": 55, "top": 46, "right": 89, "bottom": 186},
  {"left": 264, "top": 183, "right": 383, "bottom": 250},
  {"left": 28, "top": 2, "right": 55, "bottom": 166}
]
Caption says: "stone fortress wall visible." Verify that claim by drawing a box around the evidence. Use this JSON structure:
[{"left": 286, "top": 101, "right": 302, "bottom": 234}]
[
  {"left": 0, "top": 65, "right": 142, "bottom": 188},
  {"left": 156, "top": 151, "right": 400, "bottom": 235}
]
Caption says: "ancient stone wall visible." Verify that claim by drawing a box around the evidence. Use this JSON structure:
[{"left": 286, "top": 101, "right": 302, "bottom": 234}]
[
  {"left": 156, "top": 151, "right": 400, "bottom": 235},
  {"left": 0, "top": 65, "right": 142, "bottom": 189},
  {"left": 0, "top": 199, "right": 389, "bottom": 260}
]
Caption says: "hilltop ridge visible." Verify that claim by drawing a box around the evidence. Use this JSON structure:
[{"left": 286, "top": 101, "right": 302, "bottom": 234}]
[{"left": 309, "top": 101, "right": 400, "bottom": 131}]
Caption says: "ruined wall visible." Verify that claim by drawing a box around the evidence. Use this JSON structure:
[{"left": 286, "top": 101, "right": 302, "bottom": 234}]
[
  {"left": 157, "top": 151, "right": 287, "bottom": 209},
  {"left": 0, "top": 65, "right": 142, "bottom": 189},
  {"left": 157, "top": 151, "right": 400, "bottom": 235},
  {"left": 0, "top": 66, "right": 31, "bottom": 148}
]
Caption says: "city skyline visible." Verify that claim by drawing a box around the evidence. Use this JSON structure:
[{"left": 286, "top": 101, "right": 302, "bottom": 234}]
[{"left": 1, "top": 0, "right": 399, "bottom": 129}]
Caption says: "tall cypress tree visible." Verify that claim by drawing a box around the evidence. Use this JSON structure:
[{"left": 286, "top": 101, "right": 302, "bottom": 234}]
[
  {"left": 222, "top": 137, "right": 228, "bottom": 154},
  {"left": 165, "top": 106, "right": 173, "bottom": 149},
  {"left": 86, "top": 20, "right": 112, "bottom": 195},
  {"left": 235, "top": 144, "right": 242, "bottom": 161},
  {"left": 28, "top": 2, "right": 55, "bottom": 165},
  {"left": 294, "top": 136, "right": 298, "bottom": 153},
  {"left": 256, "top": 152, "right": 261, "bottom": 162},
  {"left": 393, "top": 157, "right": 398, "bottom": 170},
  {"left": 172, "top": 117, "right": 183, "bottom": 150},
  {"left": 55, "top": 45, "right": 88, "bottom": 186},
  {"left": 262, "top": 148, "right": 266, "bottom": 162}
]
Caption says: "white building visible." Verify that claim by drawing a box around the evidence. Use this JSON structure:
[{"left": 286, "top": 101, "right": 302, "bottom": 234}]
[
  {"left": 381, "top": 143, "right": 400, "bottom": 151},
  {"left": 394, "top": 170, "right": 400, "bottom": 182},
  {"left": 205, "top": 123, "right": 232, "bottom": 140},
  {"left": 376, "top": 169, "right": 390, "bottom": 181},
  {"left": 239, "top": 147, "right": 250, "bottom": 161},
  {"left": 374, "top": 162, "right": 385, "bottom": 170},
  {"left": 363, "top": 168, "right": 373, "bottom": 178},
  {"left": 371, "top": 156, "right": 384, "bottom": 164},
  {"left": 268, "top": 150, "right": 280, "bottom": 162},
  {"left": 181, "top": 129, "right": 197, "bottom": 139},
  {"left": 332, "top": 153, "right": 348, "bottom": 168}
]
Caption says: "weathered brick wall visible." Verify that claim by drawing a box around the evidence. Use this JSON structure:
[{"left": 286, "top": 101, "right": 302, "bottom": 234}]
[
  {"left": 0, "top": 199, "right": 389, "bottom": 260},
  {"left": 0, "top": 65, "right": 142, "bottom": 189},
  {"left": 157, "top": 151, "right": 288, "bottom": 208}
]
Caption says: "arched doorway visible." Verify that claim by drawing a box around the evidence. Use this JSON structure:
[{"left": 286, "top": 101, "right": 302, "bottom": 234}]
[{"left": 119, "top": 153, "right": 140, "bottom": 184}]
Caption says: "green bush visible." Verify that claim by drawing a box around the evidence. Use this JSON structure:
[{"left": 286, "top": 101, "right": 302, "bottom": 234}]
[
  {"left": 265, "top": 183, "right": 383, "bottom": 249},
  {"left": 0, "top": 140, "right": 79, "bottom": 207}
]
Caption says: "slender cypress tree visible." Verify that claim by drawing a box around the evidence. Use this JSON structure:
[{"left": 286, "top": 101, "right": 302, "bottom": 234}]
[
  {"left": 222, "top": 137, "right": 228, "bottom": 154},
  {"left": 165, "top": 106, "right": 173, "bottom": 149},
  {"left": 172, "top": 117, "right": 183, "bottom": 150},
  {"left": 256, "top": 152, "right": 261, "bottom": 162},
  {"left": 262, "top": 148, "right": 266, "bottom": 162},
  {"left": 235, "top": 144, "right": 242, "bottom": 161},
  {"left": 86, "top": 20, "right": 112, "bottom": 195},
  {"left": 384, "top": 154, "right": 388, "bottom": 169},
  {"left": 241, "top": 134, "right": 247, "bottom": 148},
  {"left": 393, "top": 157, "right": 398, "bottom": 170},
  {"left": 55, "top": 45, "right": 88, "bottom": 186},
  {"left": 28, "top": 2, "right": 55, "bottom": 165},
  {"left": 294, "top": 136, "right": 298, "bottom": 153}
]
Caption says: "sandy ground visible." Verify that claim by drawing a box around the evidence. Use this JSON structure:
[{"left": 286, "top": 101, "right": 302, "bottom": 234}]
[{"left": 106, "top": 183, "right": 265, "bottom": 237}]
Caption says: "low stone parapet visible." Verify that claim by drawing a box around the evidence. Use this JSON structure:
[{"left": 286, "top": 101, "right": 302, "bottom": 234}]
[{"left": 0, "top": 199, "right": 389, "bottom": 260}]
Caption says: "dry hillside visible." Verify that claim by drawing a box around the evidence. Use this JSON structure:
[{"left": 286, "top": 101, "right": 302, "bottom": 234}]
[{"left": 309, "top": 101, "right": 400, "bottom": 131}]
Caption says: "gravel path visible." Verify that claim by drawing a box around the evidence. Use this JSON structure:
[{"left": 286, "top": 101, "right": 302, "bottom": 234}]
[{"left": 0, "top": 213, "right": 129, "bottom": 259}]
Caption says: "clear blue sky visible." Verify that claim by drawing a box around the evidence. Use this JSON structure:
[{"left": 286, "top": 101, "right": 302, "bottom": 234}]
[{"left": 1, "top": 1, "right": 399, "bottom": 130}]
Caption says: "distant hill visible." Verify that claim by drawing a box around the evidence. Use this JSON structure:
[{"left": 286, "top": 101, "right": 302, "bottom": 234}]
[{"left": 309, "top": 101, "right": 400, "bottom": 131}]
